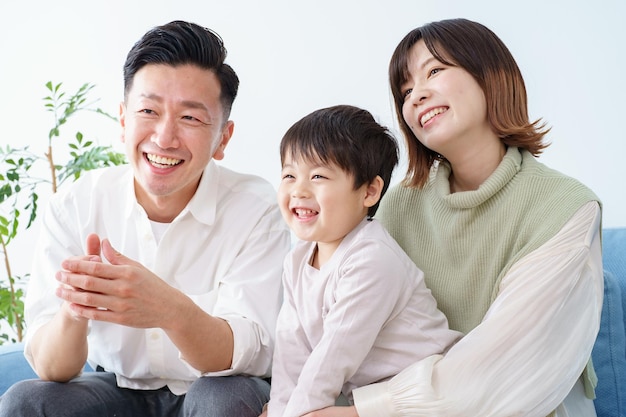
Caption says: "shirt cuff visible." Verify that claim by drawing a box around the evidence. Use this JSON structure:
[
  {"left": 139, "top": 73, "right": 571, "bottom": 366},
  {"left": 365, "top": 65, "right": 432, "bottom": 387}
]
[
  {"left": 353, "top": 354, "right": 443, "bottom": 417},
  {"left": 202, "top": 314, "right": 269, "bottom": 377},
  {"left": 353, "top": 381, "right": 395, "bottom": 417}
]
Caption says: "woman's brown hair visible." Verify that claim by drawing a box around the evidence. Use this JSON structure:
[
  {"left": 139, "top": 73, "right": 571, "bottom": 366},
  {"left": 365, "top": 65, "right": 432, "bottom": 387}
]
[{"left": 389, "top": 18, "right": 550, "bottom": 188}]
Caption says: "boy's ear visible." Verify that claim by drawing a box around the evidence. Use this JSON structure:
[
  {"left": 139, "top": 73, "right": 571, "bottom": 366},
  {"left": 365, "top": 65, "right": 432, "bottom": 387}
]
[{"left": 364, "top": 176, "right": 384, "bottom": 208}]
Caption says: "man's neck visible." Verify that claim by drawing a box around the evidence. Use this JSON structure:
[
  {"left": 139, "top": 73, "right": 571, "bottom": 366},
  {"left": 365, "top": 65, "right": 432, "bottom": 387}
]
[{"left": 135, "top": 188, "right": 193, "bottom": 223}]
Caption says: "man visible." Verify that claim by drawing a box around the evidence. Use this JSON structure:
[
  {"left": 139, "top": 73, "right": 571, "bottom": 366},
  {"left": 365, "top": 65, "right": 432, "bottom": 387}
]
[{"left": 0, "top": 20, "right": 290, "bottom": 417}]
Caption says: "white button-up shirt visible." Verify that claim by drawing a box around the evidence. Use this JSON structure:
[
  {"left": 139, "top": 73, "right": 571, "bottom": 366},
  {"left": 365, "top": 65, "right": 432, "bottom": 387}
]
[{"left": 24, "top": 161, "right": 291, "bottom": 394}]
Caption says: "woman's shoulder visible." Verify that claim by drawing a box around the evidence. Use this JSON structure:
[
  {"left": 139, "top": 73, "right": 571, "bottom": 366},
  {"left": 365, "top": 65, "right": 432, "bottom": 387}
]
[{"left": 518, "top": 150, "right": 599, "bottom": 204}]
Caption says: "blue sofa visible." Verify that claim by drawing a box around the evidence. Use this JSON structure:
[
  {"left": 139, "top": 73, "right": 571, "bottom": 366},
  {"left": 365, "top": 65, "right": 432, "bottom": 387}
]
[
  {"left": 1, "top": 228, "right": 625, "bottom": 416},
  {"left": 592, "top": 228, "right": 626, "bottom": 416}
]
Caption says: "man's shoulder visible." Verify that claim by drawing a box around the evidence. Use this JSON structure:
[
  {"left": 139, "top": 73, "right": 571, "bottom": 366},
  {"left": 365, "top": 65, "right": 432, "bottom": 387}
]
[
  {"left": 67, "top": 164, "right": 129, "bottom": 185},
  {"left": 53, "top": 165, "right": 131, "bottom": 201},
  {"left": 215, "top": 164, "right": 277, "bottom": 201}
]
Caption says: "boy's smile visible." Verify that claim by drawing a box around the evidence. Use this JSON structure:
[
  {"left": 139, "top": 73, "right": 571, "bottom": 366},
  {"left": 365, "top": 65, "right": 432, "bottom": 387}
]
[{"left": 278, "top": 154, "right": 373, "bottom": 266}]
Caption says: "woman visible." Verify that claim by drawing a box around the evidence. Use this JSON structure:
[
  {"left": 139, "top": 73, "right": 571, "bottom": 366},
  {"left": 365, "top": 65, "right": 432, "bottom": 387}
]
[{"left": 305, "top": 18, "right": 602, "bottom": 417}]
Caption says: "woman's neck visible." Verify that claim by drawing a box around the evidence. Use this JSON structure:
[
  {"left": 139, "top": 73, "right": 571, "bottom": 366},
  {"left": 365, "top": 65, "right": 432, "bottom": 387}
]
[{"left": 448, "top": 142, "right": 506, "bottom": 193}]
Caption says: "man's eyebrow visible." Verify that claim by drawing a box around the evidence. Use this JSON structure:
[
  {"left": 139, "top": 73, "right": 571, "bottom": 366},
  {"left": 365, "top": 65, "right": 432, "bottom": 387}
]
[
  {"left": 140, "top": 93, "right": 162, "bottom": 102},
  {"left": 180, "top": 100, "right": 210, "bottom": 112},
  {"left": 140, "top": 93, "right": 209, "bottom": 112}
]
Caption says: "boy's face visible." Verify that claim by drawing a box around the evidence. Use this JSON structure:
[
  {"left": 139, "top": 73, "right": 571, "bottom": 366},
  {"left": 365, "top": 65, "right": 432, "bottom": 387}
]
[
  {"left": 278, "top": 152, "right": 376, "bottom": 258},
  {"left": 120, "top": 63, "right": 233, "bottom": 221}
]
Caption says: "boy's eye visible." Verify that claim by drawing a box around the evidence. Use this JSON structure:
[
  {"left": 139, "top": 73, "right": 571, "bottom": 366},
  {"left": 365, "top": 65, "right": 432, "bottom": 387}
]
[{"left": 312, "top": 174, "right": 326, "bottom": 180}]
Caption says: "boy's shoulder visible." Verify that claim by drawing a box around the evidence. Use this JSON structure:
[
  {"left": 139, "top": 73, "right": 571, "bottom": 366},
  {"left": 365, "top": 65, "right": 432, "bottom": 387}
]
[{"left": 344, "top": 219, "right": 421, "bottom": 270}]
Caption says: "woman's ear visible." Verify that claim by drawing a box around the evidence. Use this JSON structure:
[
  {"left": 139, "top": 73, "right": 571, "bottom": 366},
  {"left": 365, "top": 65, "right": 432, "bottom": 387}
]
[{"left": 364, "top": 176, "right": 384, "bottom": 208}]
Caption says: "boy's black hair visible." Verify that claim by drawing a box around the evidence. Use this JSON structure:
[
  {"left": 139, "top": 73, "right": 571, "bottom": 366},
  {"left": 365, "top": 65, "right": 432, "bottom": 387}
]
[
  {"left": 123, "top": 20, "right": 239, "bottom": 119},
  {"left": 280, "top": 105, "right": 399, "bottom": 218}
]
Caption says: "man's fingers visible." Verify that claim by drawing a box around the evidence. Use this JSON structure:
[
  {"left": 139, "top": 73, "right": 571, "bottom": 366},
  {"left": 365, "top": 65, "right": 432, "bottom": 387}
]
[{"left": 86, "top": 233, "right": 101, "bottom": 257}]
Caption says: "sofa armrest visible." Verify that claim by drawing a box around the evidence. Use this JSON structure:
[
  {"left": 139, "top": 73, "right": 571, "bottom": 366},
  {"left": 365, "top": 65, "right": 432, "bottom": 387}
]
[
  {"left": 592, "top": 270, "right": 626, "bottom": 416},
  {"left": 593, "top": 227, "right": 626, "bottom": 416},
  {"left": 0, "top": 342, "right": 94, "bottom": 396},
  {"left": 0, "top": 342, "right": 37, "bottom": 395}
]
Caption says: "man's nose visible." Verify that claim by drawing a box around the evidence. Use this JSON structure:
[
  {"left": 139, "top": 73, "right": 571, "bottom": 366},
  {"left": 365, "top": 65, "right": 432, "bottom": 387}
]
[{"left": 152, "top": 117, "right": 179, "bottom": 148}]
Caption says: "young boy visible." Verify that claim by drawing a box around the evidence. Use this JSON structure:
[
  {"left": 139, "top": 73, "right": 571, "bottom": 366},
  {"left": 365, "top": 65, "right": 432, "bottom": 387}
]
[{"left": 266, "top": 105, "right": 462, "bottom": 417}]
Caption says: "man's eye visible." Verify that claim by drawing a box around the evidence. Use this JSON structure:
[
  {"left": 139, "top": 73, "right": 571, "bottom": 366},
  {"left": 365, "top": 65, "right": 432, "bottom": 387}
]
[
  {"left": 182, "top": 115, "right": 209, "bottom": 125},
  {"left": 139, "top": 109, "right": 155, "bottom": 114}
]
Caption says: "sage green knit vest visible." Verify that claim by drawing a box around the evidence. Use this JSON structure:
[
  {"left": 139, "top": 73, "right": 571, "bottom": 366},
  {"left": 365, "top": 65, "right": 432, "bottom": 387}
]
[{"left": 378, "top": 147, "right": 600, "bottom": 414}]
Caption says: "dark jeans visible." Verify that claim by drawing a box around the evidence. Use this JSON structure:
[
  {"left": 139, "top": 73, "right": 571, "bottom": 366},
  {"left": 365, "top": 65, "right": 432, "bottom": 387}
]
[{"left": 0, "top": 372, "right": 269, "bottom": 417}]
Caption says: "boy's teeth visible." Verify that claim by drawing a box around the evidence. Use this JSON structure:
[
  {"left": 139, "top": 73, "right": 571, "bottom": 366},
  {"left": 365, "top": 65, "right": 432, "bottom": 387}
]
[{"left": 295, "top": 209, "right": 317, "bottom": 217}]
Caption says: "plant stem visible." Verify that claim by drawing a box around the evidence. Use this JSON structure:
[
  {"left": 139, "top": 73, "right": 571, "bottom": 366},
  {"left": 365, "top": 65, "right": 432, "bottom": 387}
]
[
  {"left": 47, "top": 145, "right": 57, "bottom": 194},
  {"left": 0, "top": 233, "right": 22, "bottom": 342}
]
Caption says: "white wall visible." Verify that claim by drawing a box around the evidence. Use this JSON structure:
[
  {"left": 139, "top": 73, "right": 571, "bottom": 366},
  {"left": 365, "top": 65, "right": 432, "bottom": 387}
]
[{"left": 0, "top": 0, "right": 624, "bottom": 282}]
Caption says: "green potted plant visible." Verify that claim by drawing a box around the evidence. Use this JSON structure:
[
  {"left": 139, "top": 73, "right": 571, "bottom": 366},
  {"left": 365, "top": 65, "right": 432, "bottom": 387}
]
[{"left": 0, "top": 81, "right": 126, "bottom": 345}]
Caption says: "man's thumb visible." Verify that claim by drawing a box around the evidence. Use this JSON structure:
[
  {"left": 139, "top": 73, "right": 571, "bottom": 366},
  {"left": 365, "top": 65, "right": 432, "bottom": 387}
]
[{"left": 101, "top": 238, "right": 133, "bottom": 266}]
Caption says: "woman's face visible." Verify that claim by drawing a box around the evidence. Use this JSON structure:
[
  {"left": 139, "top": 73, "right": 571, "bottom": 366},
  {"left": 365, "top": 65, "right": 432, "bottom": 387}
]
[{"left": 399, "top": 40, "right": 497, "bottom": 162}]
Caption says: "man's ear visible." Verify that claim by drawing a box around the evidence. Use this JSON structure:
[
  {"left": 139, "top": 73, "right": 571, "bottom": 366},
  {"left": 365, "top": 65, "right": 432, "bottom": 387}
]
[
  {"left": 119, "top": 102, "right": 126, "bottom": 143},
  {"left": 212, "top": 120, "right": 235, "bottom": 161},
  {"left": 364, "top": 176, "right": 384, "bottom": 208}
]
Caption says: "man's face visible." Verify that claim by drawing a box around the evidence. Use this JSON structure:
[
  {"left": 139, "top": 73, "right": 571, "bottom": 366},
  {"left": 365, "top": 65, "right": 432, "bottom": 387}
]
[{"left": 120, "top": 64, "right": 233, "bottom": 220}]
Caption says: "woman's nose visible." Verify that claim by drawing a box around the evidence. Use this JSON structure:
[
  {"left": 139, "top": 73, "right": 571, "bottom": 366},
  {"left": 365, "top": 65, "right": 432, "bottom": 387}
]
[{"left": 407, "top": 86, "right": 429, "bottom": 105}]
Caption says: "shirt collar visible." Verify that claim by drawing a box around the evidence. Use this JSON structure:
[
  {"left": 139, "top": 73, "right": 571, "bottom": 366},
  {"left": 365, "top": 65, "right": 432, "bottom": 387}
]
[
  {"left": 184, "top": 160, "right": 218, "bottom": 226},
  {"left": 122, "top": 161, "right": 219, "bottom": 226}
]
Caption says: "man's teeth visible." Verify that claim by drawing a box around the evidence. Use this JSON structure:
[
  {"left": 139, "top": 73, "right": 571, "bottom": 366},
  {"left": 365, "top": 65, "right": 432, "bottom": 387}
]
[
  {"left": 147, "top": 154, "right": 182, "bottom": 166},
  {"left": 420, "top": 107, "right": 447, "bottom": 126}
]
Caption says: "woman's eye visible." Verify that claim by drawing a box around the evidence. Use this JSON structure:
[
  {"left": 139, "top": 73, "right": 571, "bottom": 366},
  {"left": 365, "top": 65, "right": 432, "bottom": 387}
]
[
  {"left": 402, "top": 88, "right": 413, "bottom": 100},
  {"left": 429, "top": 68, "right": 442, "bottom": 76}
]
